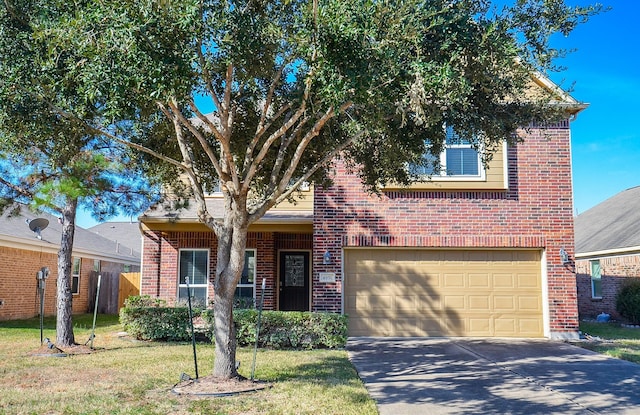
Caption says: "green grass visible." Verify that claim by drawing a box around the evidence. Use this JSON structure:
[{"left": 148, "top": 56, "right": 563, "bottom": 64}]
[
  {"left": 577, "top": 321, "right": 640, "bottom": 364},
  {"left": 0, "top": 314, "right": 377, "bottom": 415}
]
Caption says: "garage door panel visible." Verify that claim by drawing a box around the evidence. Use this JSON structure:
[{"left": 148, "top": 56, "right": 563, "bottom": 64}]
[
  {"left": 469, "top": 295, "right": 491, "bottom": 311},
  {"left": 493, "top": 274, "right": 516, "bottom": 288},
  {"left": 369, "top": 295, "right": 393, "bottom": 310},
  {"left": 519, "top": 296, "right": 542, "bottom": 311},
  {"left": 519, "top": 319, "right": 543, "bottom": 335},
  {"left": 518, "top": 273, "right": 540, "bottom": 288},
  {"left": 445, "top": 316, "right": 466, "bottom": 335},
  {"left": 469, "top": 318, "right": 491, "bottom": 335},
  {"left": 444, "top": 295, "right": 465, "bottom": 309},
  {"left": 417, "top": 295, "right": 441, "bottom": 311},
  {"left": 494, "top": 296, "right": 516, "bottom": 311},
  {"left": 396, "top": 295, "right": 418, "bottom": 311},
  {"left": 443, "top": 273, "right": 465, "bottom": 288},
  {"left": 344, "top": 249, "right": 543, "bottom": 337},
  {"left": 468, "top": 273, "right": 490, "bottom": 288},
  {"left": 495, "top": 318, "right": 516, "bottom": 335}
]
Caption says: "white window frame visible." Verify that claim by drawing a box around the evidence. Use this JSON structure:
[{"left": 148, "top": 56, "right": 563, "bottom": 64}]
[
  {"left": 178, "top": 249, "right": 209, "bottom": 305},
  {"left": 235, "top": 249, "right": 257, "bottom": 306},
  {"left": 411, "top": 125, "right": 486, "bottom": 181},
  {"left": 590, "top": 260, "right": 602, "bottom": 299},
  {"left": 203, "top": 180, "right": 222, "bottom": 197},
  {"left": 71, "top": 257, "right": 81, "bottom": 295}
]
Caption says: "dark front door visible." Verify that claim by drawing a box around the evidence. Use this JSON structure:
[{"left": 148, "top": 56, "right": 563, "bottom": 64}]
[{"left": 279, "top": 251, "right": 310, "bottom": 311}]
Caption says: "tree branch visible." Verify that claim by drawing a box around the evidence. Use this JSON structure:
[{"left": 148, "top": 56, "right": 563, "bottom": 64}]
[
  {"left": 0, "top": 176, "right": 33, "bottom": 199},
  {"left": 167, "top": 100, "right": 224, "bottom": 179},
  {"left": 243, "top": 102, "right": 308, "bottom": 189},
  {"left": 166, "top": 102, "right": 220, "bottom": 233}
]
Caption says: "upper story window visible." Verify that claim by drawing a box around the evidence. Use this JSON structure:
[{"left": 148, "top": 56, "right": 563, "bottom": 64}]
[
  {"left": 203, "top": 180, "right": 222, "bottom": 197},
  {"left": 411, "top": 126, "right": 484, "bottom": 180}
]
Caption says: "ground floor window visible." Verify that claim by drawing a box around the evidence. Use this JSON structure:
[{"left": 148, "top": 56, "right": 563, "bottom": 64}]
[
  {"left": 178, "top": 249, "right": 209, "bottom": 306},
  {"left": 591, "top": 260, "right": 602, "bottom": 298},
  {"left": 234, "top": 250, "right": 256, "bottom": 308},
  {"left": 71, "top": 257, "right": 81, "bottom": 295}
]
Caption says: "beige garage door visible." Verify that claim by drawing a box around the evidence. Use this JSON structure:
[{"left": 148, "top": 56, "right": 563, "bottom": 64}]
[{"left": 344, "top": 249, "right": 543, "bottom": 337}]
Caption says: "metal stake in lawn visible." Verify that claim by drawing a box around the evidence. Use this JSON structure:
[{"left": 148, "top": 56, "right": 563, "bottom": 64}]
[
  {"left": 36, "top": 267, "right": 49, "bottom": 345},
  {"left": 251, "top": 277, "right": 266, "bottom": 381},
  {"left": 88, "top": 274, "right": 101, "bottom": 349},
  {"left": 185, "top": 276, "right": 199, "bottom": 379}
]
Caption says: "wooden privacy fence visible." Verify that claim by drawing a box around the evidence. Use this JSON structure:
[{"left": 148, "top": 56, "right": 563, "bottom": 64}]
[
  {"left": 87, "top": 271, "right": 140, "bottom": 315},
  {"left": 118, "top": 272, "right": 140, "bottom": 310}
]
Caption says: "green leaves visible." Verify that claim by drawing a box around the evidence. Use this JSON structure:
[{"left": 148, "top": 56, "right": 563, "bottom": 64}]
[{"left": 0, "top": 0, "right": 601, "bottom": 208}]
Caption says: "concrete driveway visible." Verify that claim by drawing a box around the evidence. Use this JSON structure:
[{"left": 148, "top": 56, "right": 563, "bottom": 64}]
[{"left": 347, "top": 338, "right": 640, "bottom": 414}]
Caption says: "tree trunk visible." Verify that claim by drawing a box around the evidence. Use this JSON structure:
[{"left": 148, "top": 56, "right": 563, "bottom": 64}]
[
  {"left": 212, "top": 204, "right": 249, "bottom": 379},
  {"left": 56, "top": 198, "right": 77, "bottom": 347}
]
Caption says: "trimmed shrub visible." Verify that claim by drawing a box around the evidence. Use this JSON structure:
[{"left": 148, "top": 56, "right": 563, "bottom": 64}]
[
  {"left": 203, "top": 309, "right": 348, "bottom": 349},
  {"left": 120, "top": 296, "right": 347, "bottom": 348},
  {"left": 617, "top": 279, "right": 640, "bottom": 324},
  {"left": 120, "top": 296, "right": 196, "bottom": 341}
]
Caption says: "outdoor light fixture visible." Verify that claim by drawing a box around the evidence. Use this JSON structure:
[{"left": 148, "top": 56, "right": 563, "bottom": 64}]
[
  {"left": 559, "top": 248, "right": 569, "bottom": 265},
  {"left": 323, "top": 250, "right": 332, "bottom": 265}
]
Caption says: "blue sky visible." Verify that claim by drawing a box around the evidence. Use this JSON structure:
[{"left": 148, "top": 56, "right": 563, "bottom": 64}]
[
  {"left": 549, "top": 0, "right": 640, "bottom": 215},
  {"left": 76, "top": 0, "right": 636, "bottom": 227}
]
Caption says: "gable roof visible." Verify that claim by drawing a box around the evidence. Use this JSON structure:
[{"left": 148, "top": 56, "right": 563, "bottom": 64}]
[
  {"left": 0, "top": 206, "right": 140, "bottom": 264},
  {"left": 88, "top": 221, "right": 142, "bottom": 258},
  {"left": 575, "top": 186, "right": 640, "bottom": 257}
]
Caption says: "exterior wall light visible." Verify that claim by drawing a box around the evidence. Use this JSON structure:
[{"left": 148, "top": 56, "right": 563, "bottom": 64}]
[
  {"left": 323, "top": 250, "right": 332, "bottom": 265},
  {"left": 559, "top": 248, "right": 570, "bottom": 265}
]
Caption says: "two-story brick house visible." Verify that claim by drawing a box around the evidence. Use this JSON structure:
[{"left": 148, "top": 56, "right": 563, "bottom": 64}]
[{"left": 139, "top": 73, "right": 585, "bottom": 340}]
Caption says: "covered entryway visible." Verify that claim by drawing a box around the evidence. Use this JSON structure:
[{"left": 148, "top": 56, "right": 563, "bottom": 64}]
[
  {"left": 344, "top": 249, "right": 544, "bottom": 337},
  {"left": 278, "top": 251, "right": 311, "bottom": 311}
]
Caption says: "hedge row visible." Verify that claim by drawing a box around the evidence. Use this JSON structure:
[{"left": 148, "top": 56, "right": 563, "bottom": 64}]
[
  {"left": 202, "top": 309, "right": 347, "bottom": 349},
  {"left": 119, "top": 296, "right": 347, "bottom": 349}
]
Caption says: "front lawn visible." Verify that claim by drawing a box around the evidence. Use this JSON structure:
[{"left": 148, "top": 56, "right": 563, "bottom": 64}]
[
  {"left": 577, "top": 321, "right": 640, "bottom": 364},
  {"left": 0, "top": 314, "right": 376, "bottom": 415}
]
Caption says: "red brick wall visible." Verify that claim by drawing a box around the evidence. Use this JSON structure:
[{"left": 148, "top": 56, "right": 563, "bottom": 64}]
[
  {"left": 313, "top": 123, "right": 578, "bottom": 337},
  {"left": 0, "top": 246, "right": 104, "bottom": 321},
  {"left": 576, "top": 254, "right": 640, "bottom": 320},
  {"left": 140, "top": 230, "right": 311, "bottom": 310}
]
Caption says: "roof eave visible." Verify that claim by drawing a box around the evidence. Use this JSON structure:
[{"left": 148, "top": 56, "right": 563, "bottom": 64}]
[{"left": 575, "top": 245, "right": 640, "bottom": 260}]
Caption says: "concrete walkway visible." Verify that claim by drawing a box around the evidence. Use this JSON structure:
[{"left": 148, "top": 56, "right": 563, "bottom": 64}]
[{"left": 347, "top": 338, "right": 640, "bottom": 414}]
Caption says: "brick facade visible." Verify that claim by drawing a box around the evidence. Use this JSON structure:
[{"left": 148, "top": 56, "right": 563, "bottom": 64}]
[
  {"left": 0, "top": 245, "right": 131, "bottom": 321},
  {"left": 140, "top": 230, "right": 312, "bottom": 310},
  {"left": 576, "top": 254, "right": 640, "bottom": 320},
  {"left": 139, "top": 121, "right": 579, "bottom": 338},
  {"left": 313, "top": 123, "right": 578, "bottom": 338}
]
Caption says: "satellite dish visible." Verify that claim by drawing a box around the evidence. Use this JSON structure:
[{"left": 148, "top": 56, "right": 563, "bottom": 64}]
[{"left": 28, "top": 218, "right": 49, "bottom": 239}]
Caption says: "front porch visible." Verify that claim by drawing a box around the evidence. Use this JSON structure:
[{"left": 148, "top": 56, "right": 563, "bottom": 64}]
[{"left": 139, "top": 228, "right": 315, "bottom": 312}]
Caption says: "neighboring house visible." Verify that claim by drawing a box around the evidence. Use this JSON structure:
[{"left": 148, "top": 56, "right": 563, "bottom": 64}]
[
  {"left": 89, "top": 221, "right": 143, "bottom": 260},
  {"left": 139, "top": 74, "right": 585, "bottom": 340},
  {"left": 575, "top": 186, "right": 640, "bottom": 320},
  {"left": 0, "top": 207, "right": 141, "bottom": 320}
]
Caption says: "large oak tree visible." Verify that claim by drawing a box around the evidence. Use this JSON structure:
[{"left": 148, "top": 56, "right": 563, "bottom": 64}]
[{"left": 0, "top": 0, "right": 601, "bottom": 377}]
